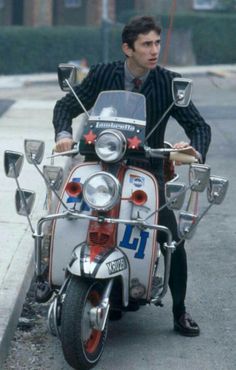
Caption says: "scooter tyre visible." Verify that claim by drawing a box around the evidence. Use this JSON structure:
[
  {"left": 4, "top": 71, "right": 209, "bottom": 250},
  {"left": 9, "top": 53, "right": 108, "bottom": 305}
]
[{"left": 61, "top": 276, "right": 108, "bottom": 370}]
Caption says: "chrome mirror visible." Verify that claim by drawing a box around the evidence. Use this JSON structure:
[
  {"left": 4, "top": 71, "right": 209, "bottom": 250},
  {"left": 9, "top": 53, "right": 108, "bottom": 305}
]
[
  {"left": 178, "top": 211, "right": 198, "bottom": 240},
  {"left": 207, "top": 176, "right": 229, "bottom": 205},
  {"left": 58, "top": 63, "right": 78, "bottom": 91},
  {"left": 172, "top": 78, "right": 192, "bottom": 107},
  {"left": 15, "top": 189, "right": 35, "bottom": 216},
  {"left": 189, "top": 164, "right": 211, "bottom": 192},
  {"left": 43, "top": 165, "right": 64, "bottom": 191},
  {"left": 24, "top": 139, "right": 45, "bottom": 164},
  {"left": 4, "top": 150, "right": 24, "bottom": 178},
  {"left": 165, "top": 182, "right": 186, "bottom": 210}
]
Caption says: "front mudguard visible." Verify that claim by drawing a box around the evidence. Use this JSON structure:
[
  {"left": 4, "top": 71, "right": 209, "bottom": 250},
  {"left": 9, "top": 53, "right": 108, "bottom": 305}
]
[{"left": 68, "top": 242, "right": 130, "bottom": 307}]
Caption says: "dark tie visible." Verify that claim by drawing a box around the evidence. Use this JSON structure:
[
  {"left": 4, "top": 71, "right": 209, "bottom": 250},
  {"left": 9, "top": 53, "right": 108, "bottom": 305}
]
[{"left": 132, "top": 78, "right": 142, "bottom": 92}]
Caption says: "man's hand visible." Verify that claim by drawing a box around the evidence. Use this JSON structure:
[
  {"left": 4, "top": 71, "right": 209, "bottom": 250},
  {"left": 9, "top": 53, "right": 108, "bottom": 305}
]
[
  {"left": 173, "top": 141, "right": 200, "bottom": 165},
  {"left": 54, "top": 138, "right": 74, "bottom": 153}
]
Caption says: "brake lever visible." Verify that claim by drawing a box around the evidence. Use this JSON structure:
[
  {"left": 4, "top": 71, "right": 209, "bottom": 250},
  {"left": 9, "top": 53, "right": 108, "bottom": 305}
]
[{"left": 47, "top": 143, "right": 79, "bottom": 159}]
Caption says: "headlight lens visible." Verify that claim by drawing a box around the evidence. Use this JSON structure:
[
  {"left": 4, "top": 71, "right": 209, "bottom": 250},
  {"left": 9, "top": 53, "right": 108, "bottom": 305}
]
[
  {"left": 83, "top": 172, "right": 121, "bottom": 211},
  {"left": 95, "top": 130, "right": 126, "bottom": 162}
]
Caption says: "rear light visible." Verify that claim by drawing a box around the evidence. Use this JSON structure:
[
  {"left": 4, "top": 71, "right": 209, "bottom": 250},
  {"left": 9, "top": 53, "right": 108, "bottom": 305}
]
[
  {"left": 130, "top": 190, "right": 148, "bottom": 206},
  {"left": 65, "top": 181, "right": 82, "bottom": 197}
]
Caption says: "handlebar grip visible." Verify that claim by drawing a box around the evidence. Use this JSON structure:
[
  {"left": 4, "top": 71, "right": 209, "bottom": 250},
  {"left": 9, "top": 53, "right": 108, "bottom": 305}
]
[{"left": 169, "top": 152, "right": 198, "bottom": 164}]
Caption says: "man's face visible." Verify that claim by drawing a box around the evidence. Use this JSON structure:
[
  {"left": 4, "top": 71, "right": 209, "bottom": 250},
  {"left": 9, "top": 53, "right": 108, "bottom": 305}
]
[{"left": 123, "top": 31, "right": 161, "bottom": 75}]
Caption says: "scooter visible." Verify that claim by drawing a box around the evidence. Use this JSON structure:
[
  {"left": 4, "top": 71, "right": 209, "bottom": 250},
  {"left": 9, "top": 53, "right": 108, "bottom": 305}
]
[{"left": 4, "top": 64, "right": 228, "bottom": 370}]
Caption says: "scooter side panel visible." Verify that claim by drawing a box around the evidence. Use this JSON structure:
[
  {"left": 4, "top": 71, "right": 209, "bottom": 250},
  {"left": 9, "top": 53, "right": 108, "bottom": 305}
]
[
  {"left": 117, "top": 166, "right": 159, "bottom": 300},
  {"left": 50, "top": 162, "right": 101, "bottom": 285}
]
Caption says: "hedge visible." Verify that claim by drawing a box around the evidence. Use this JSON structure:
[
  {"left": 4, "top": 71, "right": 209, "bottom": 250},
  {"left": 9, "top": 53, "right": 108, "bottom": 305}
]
[
  {"left": 160, "top": 12, "right": 236, "bottom": 64},
  {"left": 0, "top": 26, "right": 115, "bottom": 75},
  {"left": 0, "top": 12, "right": 236, "bottom": 74},
  {"left": 190, "top": 13, "right": 236, "bottom": 64}
]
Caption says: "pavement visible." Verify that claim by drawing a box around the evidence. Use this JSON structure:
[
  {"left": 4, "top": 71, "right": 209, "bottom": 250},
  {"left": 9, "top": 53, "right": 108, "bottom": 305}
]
[
  {"left": 1, "top": 64, "right": 236, "bottom": 90},
  {"left": 0, "top": 63, "right": 236, "bottom": 368},
  {"left": 0, "top": 84, "right": 57, "bottom": 369}
]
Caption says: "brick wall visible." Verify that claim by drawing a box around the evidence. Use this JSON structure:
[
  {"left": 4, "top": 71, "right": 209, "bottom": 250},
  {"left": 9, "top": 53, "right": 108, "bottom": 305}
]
[
  {"left": 0, "top": 1, "right": 12, "bottom": 25},
  {"left": 86, "top": 0, "right": 115, "bottom": 25},
  {"left": 0, "top": 0, "right": 194, "bottom": 27},
  {"left": 24, "top": 0, "right": 53, "bottom": 26}
]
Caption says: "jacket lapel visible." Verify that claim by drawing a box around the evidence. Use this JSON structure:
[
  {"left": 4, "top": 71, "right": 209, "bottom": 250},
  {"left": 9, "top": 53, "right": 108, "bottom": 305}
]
[
  {"left": 107, "top": 61, "right": 155, "bottom": 99},
  {"left": 111, "top": 62, "right": 125, "bottom": 90},
  {"left": 141, "top": 70, "right": 155, "bottom": 100}
]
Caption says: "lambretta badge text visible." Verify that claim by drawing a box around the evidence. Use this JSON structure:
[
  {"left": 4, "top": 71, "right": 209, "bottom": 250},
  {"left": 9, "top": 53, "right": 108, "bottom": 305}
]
[
  {"left": 106, "top": 257, "right": 127, "bottom": 275},
  {"left": 96, "top": 122, "right": 135, "bottom": 132}
]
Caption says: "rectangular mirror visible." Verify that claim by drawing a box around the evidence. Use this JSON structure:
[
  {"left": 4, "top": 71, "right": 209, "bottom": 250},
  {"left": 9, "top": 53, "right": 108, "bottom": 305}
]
[
  {"left": 165, "top": 181, "right": 186, "bottom": 210},
  {"left": 4, "top": 150, "right": 24, "bottom": 178},
  {"left": 58, "top": 63, "right": 78, "bottom": 91},
  {"left": 178, "top": 211, "right": 198, "bottom": 240},
  {"left": 207, "top": 176, "right": 229, "bottom": 205},
  {"left": 15, "top": 189, "right": 35, "bottom": 216},
  {"left": 189, "top": 164, "right": 211, "bottom": 192},
  {"left": 43, "top": 165, "right": 64, "bottom": 191},
  {"left": 172, "top": 78, "right": 192, "bottom": 107},
  {"left": 24, "top": 139, "right": 45, "bottom": 165}
]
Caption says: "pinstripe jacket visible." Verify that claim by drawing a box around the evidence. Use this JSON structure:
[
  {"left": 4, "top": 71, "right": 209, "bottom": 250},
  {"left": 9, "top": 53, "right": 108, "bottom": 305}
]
[{"left": 53, "top": 60, "right": 211, "bottom": 164}]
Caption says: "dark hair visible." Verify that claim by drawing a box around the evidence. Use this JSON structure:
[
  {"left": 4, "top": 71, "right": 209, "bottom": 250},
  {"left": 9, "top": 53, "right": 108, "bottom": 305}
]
[{"left": 122, "top": 16, "right": 161, "bottom": 50}]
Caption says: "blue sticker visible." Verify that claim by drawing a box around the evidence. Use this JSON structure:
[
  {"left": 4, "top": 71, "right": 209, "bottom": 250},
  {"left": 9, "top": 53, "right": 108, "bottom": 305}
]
[
  {"left": 129, "top": 174, "right": 145, "bottom": 188},
  {"left": 119, "top": 224, "right": 149, "bottom": 259}
]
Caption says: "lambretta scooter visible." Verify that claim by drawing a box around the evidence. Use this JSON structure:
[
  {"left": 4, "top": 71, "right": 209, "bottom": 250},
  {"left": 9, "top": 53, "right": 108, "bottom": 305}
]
[{"left": 4, "top": 64, "right": 228, "bottom": 370}]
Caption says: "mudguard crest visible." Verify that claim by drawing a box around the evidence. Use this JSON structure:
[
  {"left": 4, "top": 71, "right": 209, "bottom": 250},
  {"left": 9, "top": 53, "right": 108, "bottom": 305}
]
[{"left": 68, "top": 242, "right": 130, "bottom": 306}]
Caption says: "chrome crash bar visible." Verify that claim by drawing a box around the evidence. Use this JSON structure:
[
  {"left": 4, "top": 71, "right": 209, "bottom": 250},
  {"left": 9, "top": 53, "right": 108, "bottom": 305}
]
[{"left": 33, "top": 210, "right": 176, "bottom": 304}]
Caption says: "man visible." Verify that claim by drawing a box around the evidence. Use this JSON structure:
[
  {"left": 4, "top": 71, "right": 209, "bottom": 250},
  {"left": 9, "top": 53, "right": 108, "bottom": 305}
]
[{"left": 52, "top": 16, "right": 211, "bottom": 336}]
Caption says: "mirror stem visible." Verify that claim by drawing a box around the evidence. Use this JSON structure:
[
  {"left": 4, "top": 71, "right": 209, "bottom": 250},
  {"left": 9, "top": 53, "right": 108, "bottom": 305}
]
[
  {"left": 65, "top": 78, "right": 89, "bottom": 118},
  {"left": 31, "top": 158, "right": 69, "bottom": 211},
  {"left": 12, "top": 165, "right": 35, "bottom": 233},
  {"left": 144, "top": 178, "right": 199, "bottom": 222},
  {"left": 176, "top": 202, "right": 213, "bottom": 247},
  {"left": 145, "top": 101, "right": 174, "bottom": 144}
]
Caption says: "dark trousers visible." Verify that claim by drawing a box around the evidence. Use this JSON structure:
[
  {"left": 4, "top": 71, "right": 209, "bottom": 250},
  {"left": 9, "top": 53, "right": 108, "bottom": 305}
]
[
  {"left": 157, "top": 188, "right": 187, "bottom": 320},
  {"left": 126, "top": 158, "right": 187, "bottom": 319}
]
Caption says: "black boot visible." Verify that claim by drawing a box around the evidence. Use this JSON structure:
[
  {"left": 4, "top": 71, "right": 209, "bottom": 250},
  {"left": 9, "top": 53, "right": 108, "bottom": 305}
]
[{"left": 174, "top": 312, "right": 200, "bottom": 337}]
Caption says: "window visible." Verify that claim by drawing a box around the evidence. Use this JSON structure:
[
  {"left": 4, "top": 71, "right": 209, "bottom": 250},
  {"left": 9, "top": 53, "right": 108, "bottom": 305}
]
[
  {"left": 64, "top": 0, "right": 82, "bottom": 8},
  {"left": 193, "top": 0, "right": 219, "bottom": 9}
]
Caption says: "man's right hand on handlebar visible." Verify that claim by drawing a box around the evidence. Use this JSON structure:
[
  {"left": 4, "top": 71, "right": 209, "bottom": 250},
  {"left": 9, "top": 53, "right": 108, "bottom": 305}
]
[{"left": 55, "top": 138, "right": 74, "bottom": 153}]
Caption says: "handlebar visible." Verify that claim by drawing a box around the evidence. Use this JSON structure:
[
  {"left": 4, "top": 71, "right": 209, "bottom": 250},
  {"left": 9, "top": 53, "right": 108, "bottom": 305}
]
[
  {"left": 144, "top": 146, "right": 198, "bottom": 164},
  {"left": 169, "top": 152, "right": 198, "bottom": 164},
  {"left": 48, "top": 143, "right": 198, "bottom": 164}
]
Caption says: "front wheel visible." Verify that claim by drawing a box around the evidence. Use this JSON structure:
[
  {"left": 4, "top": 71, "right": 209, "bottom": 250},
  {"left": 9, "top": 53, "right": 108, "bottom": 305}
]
[{"left": 61, "top": 277, "right": 108, "bottom": 370}]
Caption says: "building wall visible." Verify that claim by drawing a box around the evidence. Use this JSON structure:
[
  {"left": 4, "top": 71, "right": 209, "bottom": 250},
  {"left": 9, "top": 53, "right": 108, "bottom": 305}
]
[
  {"left": 149, "top": 0, "right": 192, "bottom": 14},
  {"left": 0, "top": 0, "right": 193, "bottom": 27},
  {"left": 53, "top": 0, "right": 85, "bottom": 26},
  {"left": 86, "top": 0, "right": 115, "bottom": 26},
  {"left": 0, "top": 1, "right": 13, "bottom": 25},
  {"left": 24, "top": 0, "right": 53, "bottom": 27},
  {"left": 0, "top": 0, "right": 53, "bottom": 26}
]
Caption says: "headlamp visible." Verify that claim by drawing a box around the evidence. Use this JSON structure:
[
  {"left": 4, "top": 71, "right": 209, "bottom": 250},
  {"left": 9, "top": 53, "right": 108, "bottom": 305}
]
[
  {"left": 95, "top": 129, "right": 126, "bottom": 162},
  {"left": 83, "top": 172, "right": 121, "bottom": 211}
]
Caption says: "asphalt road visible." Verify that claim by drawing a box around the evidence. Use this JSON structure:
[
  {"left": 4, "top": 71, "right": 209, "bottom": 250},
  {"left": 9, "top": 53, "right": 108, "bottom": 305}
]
[{"left": 3, "top": 72, "right": 236, "bottom": 370}]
